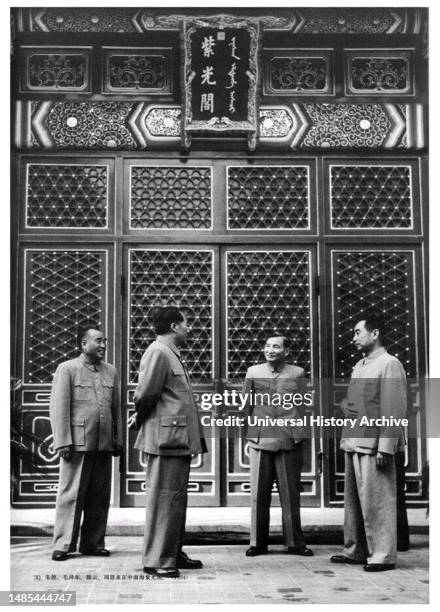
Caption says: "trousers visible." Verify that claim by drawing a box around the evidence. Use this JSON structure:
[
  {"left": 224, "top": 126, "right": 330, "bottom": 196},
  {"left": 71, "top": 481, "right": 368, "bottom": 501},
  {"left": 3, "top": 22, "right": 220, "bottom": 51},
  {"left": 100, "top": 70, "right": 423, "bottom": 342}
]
[
  {"left": 342, "top": 452, "right": 397, "bottom": 565},
  {"left": 53, "top": 451, "right": 111, "bottom": 552},
  {"left": 142, "top": 454, "right": 191, "bottom": 568},
  {"left": 249, "top": 445, "right": 305, "bottom": 548}
]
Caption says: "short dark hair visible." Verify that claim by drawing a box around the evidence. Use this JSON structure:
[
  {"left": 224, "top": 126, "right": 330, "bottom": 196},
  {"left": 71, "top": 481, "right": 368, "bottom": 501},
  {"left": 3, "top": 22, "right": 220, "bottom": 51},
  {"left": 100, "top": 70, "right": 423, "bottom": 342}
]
[
  {"left": 265, "top": 333, "right": 289, "bottom": 350},
  {"left": 77, "top": 325, "right": 100, "bottom": 349},
  {"left": 360, "top": 313, "right": 387, "bottom": 344},
  {"left": 151, "top": 306, "right": 184, "bottom": 335}
]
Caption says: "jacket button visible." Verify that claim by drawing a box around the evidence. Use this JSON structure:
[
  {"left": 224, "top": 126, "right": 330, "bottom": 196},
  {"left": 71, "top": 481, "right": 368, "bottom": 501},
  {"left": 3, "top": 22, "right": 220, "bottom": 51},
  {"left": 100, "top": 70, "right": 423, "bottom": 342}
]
[{"left": 172, "top": 421, "right": 177, "bottom": 425}]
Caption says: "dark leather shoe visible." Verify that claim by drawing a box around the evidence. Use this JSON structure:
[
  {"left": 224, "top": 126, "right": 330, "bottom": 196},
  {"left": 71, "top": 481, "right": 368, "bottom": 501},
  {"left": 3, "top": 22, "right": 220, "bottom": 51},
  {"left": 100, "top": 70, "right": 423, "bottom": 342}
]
[
  {"left": 364, "top": 563, "right": 395, "bottom": 572},
  {"left": 330, "top": 554, "right": 366, "bottom": 564},
  {"left": 143, "top": 567, "right": 180, "bottom": 578},
  {"left": 52, "top": 550, "right": 68, "bottom": 561},
  {"left": 246, "top": 546, "right": 268, "bottom": 557},
  {"left": 397, "top": 543, "right": 410, "bottom": 552},
  {"left": 176, "top": 551, "right": 203, "bottom": 569},
  {"left": 80, "top": 548, "right": 110, "bottom": 557},
  {"left": 286, "top": 546, "right": 314, "bottom": 556}
]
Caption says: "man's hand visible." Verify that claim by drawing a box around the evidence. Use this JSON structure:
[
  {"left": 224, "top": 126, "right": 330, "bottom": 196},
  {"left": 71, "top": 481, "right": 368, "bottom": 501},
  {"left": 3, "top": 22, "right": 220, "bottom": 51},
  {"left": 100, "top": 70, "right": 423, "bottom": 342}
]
[
  {"left": 58, "top": 445, "right": 73, "bottom": 461},
  {"left": 376, "top": 451, "right": 393, "bottom": 468},
  {"left": 112, "top": 444, "right": 123, "bottom": 457},
  {"left": 340, "top": 398, "right": 358, "bottom": 418}
]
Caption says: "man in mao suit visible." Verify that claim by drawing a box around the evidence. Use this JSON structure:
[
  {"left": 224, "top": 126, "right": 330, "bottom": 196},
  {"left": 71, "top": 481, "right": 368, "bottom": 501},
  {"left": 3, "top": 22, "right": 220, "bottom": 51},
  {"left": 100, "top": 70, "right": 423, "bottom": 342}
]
[
  {"left": 330, "top": 314, "right": 407, "bottom": 572},
  {"left": 243, "top": 334, "right": 313, "bottom": 557},
  {"left": 133, "top": 306, "right": 207, "bottom": 578},
  {"left": 49, "top": 328, "right": 123, "bottom": 561}
]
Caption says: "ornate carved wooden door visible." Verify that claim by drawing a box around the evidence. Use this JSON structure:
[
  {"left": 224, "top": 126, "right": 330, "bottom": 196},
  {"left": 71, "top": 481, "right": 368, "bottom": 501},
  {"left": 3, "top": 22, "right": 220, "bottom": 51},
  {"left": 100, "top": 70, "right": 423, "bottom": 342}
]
[
  {"left": 11, "top": 156, "right": 116, "bottom": 507},
  {"left": 221, "top": 246, "right": 321, "bottom": 506},
  {"left": 118, "top": 157, "right": 322, "bottom": 506},
  {"left": 320, "top": 156, "right": 427, "bottom": 506},
  {"left": 122, "top": 245, "right": 221, "bottom": 506}
]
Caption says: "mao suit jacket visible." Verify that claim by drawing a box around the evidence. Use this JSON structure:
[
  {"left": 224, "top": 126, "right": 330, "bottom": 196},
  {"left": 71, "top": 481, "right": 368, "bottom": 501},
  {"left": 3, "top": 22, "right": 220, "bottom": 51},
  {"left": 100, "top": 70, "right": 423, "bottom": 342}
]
[
  {"left": 49, "top": 354, "right": 122, "bottom": 452},
  {"left": 340, "top": 348, "right": 407, "bottom": 456},
  {"left": 243, "top": 362, "right": 307, "bottom": 452},
  {"left": 133, "top": 337, "right": 206, "bottom": 456}
]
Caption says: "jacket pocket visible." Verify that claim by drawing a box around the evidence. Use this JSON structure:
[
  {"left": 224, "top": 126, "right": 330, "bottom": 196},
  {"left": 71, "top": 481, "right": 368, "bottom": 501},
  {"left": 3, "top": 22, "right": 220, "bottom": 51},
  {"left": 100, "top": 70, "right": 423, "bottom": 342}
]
[
  {"left": 171, "top": 368, "right": 187, "bottom": 391},
  {"left": 72, "top": 417, "right": 86, "bottom": 446},
  {"left": 102, "top": 380, "right": 114, "bottom": 402},
  {"left": 158, "top": 415, "right": 190, "bottom": 450},
  {"left": 73, "top": 382, "right": 94, "bottom": 401}
]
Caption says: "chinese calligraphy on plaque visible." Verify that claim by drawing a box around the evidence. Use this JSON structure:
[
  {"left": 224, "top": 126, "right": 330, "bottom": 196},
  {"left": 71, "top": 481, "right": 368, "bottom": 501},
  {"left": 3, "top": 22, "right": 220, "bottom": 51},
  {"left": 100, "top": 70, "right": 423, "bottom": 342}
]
[{"left": 184, "top": 16, "right": 259, "bottom": 148}]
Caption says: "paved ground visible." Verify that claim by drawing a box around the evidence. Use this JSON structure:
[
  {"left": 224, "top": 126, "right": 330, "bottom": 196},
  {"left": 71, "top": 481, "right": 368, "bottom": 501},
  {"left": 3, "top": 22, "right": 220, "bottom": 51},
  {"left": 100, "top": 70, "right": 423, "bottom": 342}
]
[
  {"left": 10, "top": 536, "right": 429, "bottom": 604},
  {"left": 11, "top": 507, "right": 429, "bottom": 538}
]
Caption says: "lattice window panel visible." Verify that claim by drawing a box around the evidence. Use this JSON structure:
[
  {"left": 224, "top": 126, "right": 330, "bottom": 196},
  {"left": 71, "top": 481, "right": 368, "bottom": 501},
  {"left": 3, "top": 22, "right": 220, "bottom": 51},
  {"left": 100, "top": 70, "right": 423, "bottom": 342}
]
[
  {"left": 128, "top": 250, "right": 213, "bottom": 383},
  {"left": 333, "top": 251, "right": 416, "bottom": 379},
  {"left": 26, "top": 164, "right": 108, "bottom": 228},
  {"left": 227, "top": 166, "right": 310, "bottom": 230},
  {"left": 226, "top": 251, "right": 312, "bottom": 379},
  {"left": 24, "top": 250, "right": 106, "bottom": 384},
  {"left": 130, "top": 166, "right": 212, "bottom": 229},
  {"left": 330, "top": 165, "right": 413, "bottom": 229}
]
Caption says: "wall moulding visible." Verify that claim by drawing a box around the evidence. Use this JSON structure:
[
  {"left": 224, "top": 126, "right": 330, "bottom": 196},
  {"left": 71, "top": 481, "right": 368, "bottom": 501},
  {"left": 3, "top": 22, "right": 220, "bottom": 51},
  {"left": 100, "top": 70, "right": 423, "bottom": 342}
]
[
  {"left": 13, "top": 101, "right": 425, "bottom": 151},
  {"left": 15, "top": 7, "right": 425, "bottom": 35}
]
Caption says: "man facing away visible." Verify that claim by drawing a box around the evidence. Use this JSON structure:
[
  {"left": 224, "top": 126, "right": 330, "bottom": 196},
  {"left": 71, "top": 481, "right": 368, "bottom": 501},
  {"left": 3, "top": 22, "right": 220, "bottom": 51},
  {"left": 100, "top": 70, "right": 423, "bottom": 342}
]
[
  {"left": 49, "top": 328, "right": 123, "bottom": 561},
  {"left": 133, "top": 306, "right": 207, "bottom": 578},
  {"left": 330, "top": 314, "right": 407, "bottom": 572},
  {"left": 243, "top": 334, "right": 313, "bottom": 558}
]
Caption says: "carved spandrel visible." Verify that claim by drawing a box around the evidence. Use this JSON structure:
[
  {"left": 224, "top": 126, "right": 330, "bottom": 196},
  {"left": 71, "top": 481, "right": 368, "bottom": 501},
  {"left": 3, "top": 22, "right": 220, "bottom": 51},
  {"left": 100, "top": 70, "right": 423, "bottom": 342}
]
[
  {"left": 345, "top": 51, "right": 413, "bottom": 96},
  {"left": 103, "top": 48, "right": 172, "bottom": 94},
  {"left": 20, "top": 47, "right": 91, "bottom": 93}
]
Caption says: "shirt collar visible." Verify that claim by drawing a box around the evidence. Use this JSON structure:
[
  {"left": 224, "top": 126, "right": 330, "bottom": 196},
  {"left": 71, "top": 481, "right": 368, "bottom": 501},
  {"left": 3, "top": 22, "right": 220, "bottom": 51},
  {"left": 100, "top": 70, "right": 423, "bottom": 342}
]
[
  {"left": 79, "top": 352, "right": 102, "bottom": 372},
  {"left": 157, "top": 335, "right": 181, "bottom": 358},
  {"left": 364, "top": 347, "right": 387, "bottom": 361},
  {"left": 265, "top": 361, "right": 286, "bottom": 375}
]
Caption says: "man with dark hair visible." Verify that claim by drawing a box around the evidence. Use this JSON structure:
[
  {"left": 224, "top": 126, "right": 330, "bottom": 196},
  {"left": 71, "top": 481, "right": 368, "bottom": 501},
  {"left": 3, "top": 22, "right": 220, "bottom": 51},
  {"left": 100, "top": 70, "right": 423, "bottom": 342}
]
[
  {"left": 330, "top": 314, "right": 407, "bottom": 572},
  {"left": 134, "top": 306, "right": 207, "bottom": 578},
  {"left": 243, "top": 333, "right": 313, "bottom": 558},
  {"left": 49, "top": 328, "right": 122, "bottom": 561}
]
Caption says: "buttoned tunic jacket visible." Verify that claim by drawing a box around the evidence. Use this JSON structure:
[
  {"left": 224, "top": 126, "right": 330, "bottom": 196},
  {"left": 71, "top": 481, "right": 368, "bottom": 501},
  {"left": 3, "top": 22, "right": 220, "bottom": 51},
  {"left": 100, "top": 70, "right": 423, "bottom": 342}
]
[
  {"left": 134, "top": 337, "right": 206, "bottom": 456},
  {"left": 243, "top": 362, "right": 307, "bottom": 452},
  {"left": 340, "top": 347, "right": 407, "bottom": 455},
  {"left": 49, "top": 354, "right": 122, "bottom": 452}
]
